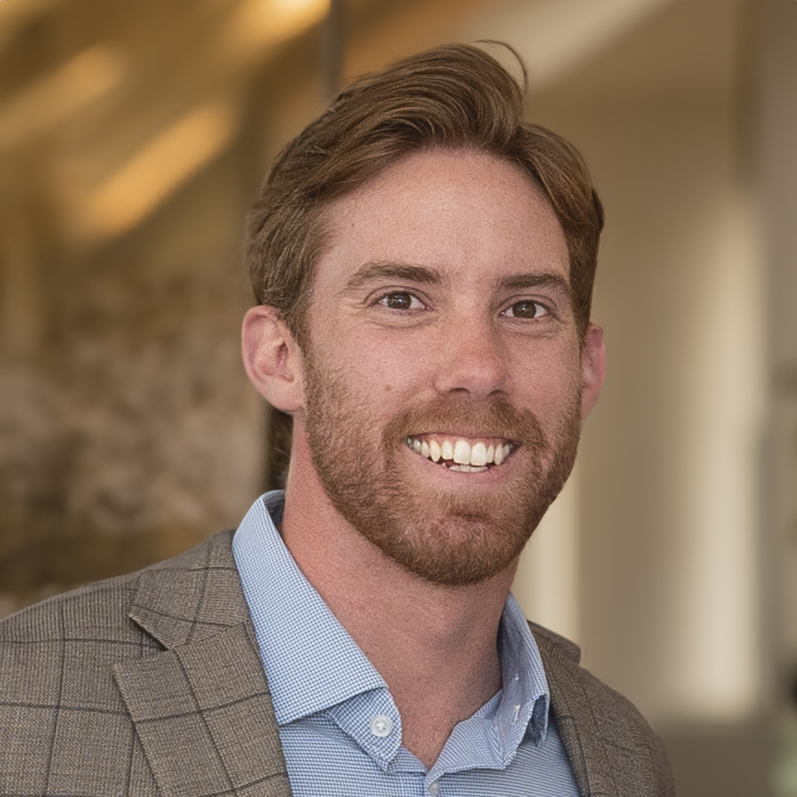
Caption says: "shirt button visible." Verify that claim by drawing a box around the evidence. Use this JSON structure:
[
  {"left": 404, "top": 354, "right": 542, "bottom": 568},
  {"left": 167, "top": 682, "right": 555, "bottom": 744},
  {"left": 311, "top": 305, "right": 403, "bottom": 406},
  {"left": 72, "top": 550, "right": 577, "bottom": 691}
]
[
  {"left": 428, "top": 783, "right": 440, "bottom": 796},
  {"left": 369, "top": 714, "right": 393, "bottom": 737}
]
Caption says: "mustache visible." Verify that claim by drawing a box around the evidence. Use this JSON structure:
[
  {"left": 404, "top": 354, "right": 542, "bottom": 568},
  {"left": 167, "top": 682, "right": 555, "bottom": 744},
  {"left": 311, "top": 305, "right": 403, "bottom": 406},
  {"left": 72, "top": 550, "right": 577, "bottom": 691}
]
[{"left": 382, "top": 394, "right": 548, "bottom": 450}]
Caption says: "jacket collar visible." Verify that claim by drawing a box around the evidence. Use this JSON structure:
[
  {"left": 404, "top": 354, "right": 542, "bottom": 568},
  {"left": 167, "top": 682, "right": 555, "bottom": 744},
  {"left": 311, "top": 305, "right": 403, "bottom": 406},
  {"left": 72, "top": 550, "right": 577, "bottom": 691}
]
[{"left": 113, "top": 531, "right": 293, "bottom": 797}]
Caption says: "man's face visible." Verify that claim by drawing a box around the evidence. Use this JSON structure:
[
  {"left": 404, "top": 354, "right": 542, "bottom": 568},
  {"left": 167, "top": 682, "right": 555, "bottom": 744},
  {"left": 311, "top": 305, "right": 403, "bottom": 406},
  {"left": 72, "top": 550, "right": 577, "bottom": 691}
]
[{"left": 297, "top": 148, "right": 588, "bottom": 585}]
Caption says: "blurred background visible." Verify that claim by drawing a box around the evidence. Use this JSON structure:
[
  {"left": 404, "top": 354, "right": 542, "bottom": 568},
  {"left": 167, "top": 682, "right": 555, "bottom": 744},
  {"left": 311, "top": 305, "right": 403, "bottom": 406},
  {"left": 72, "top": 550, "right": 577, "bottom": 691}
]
[{"left": 0, "top": 0, "right": 794, "bottom": 793}]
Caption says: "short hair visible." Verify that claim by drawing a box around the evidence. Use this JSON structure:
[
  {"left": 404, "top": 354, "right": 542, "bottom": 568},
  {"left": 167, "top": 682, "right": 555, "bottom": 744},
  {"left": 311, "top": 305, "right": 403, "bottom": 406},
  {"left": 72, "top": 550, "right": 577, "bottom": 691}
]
[{"left": 245, "top": 42, "right": 604, "bottom": 343}]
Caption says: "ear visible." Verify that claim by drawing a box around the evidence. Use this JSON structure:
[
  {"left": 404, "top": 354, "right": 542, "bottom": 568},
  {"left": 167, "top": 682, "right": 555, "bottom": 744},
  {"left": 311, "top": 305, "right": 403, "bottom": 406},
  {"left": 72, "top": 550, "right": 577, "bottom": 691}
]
[
  {"left": 241, "top": 305, "right": 305, "bottom": 413},
  {"left": 580, "top": 323, "right": 606, "bottom": 420}
]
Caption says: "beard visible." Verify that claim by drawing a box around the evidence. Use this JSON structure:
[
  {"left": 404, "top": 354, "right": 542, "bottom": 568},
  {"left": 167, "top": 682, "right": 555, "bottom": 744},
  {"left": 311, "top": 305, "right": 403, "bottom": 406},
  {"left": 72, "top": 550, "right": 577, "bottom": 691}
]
[{"left": 302, "top": 351, "right": 582, "bottom": 586}]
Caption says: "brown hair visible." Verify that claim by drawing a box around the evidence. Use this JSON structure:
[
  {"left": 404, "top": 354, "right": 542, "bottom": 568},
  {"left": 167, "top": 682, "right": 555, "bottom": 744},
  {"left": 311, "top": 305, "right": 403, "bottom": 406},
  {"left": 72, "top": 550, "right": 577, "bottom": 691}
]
[{"left": 246, "top": 41, "right": 604, "bottom": 343}]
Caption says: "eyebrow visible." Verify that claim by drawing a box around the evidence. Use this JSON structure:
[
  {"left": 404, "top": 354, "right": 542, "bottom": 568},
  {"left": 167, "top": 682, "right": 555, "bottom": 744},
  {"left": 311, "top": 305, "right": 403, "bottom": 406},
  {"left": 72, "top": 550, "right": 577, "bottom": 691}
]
[
  {"left": 495, "top": 272, "right": 573, "bottom": 300},
  {"left": 344, "top": 261, "right": 573, "bottom": 300},
  {"left": 345, "top": 262, "right": 444, "bottom": 290}
]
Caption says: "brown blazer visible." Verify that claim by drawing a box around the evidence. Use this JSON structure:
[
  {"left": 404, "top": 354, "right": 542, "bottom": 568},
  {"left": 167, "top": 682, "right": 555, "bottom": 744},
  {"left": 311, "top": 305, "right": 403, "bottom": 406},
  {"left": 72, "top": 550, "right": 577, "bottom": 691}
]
[{"left": 0, "top": 530, "right": 675, "bottom": 796}]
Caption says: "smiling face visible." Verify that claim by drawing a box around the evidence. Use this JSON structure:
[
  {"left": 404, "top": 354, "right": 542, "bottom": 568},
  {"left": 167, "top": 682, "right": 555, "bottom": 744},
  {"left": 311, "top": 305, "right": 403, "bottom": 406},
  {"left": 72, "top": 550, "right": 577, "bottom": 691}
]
[{"left": 291, "top": 148, "right": 600, "bottom": 585}]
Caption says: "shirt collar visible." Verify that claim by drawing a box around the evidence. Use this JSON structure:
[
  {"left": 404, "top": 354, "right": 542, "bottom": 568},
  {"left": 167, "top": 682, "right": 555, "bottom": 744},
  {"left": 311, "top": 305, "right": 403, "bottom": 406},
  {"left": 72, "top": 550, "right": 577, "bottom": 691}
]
[
  {"left": 232, "top": 491, "right": 550, "bottom": 748},
  {"left": 495, "top": 593, "right": 551, "bottom": 748},
  {"left": 232, "top": 491, "right": 385, "bottom": 725}
]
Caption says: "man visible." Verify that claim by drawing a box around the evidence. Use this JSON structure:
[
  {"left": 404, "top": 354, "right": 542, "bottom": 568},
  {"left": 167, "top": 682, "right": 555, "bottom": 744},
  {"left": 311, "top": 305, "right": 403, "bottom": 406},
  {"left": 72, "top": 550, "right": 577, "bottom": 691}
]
[{"left": 0, "top": 44, "right": 675, "bottom": 795}]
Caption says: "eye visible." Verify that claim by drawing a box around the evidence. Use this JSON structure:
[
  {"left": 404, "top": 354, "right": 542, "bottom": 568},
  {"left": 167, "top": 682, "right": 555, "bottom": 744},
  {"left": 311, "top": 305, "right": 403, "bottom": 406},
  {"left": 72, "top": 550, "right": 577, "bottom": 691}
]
[
  {"left": 378, "top": 291, "right": 424, "bottom": 311},
  {"left": 503, "top": 300, "right": 549, "bottom": 319}
]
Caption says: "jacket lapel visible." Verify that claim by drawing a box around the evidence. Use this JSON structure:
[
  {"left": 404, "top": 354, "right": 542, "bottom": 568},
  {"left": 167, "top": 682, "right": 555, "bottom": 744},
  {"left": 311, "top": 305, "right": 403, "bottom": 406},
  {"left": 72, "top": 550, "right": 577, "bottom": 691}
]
[{"left": 113, "top": 531, "right": 293, "bottom": 797}]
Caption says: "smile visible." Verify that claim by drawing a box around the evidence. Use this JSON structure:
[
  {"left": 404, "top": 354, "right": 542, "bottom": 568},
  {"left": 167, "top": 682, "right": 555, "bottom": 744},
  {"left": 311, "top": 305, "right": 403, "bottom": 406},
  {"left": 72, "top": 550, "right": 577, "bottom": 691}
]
[{"left": 405, "top": 435, "right": 514, "bottom": 472}]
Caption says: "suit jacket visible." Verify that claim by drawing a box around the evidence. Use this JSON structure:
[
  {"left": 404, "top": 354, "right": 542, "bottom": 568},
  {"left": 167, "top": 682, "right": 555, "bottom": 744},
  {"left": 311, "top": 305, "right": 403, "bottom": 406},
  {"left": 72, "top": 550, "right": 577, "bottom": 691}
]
[{"left": 0, "top": 530, "right": 675, "bottom": 796}]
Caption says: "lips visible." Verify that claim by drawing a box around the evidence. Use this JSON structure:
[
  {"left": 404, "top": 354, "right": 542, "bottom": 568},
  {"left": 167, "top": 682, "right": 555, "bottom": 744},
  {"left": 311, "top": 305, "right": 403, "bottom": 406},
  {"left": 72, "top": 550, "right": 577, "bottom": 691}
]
[{"left": 405, "top": 434, "right": 514, "bottom": 473}]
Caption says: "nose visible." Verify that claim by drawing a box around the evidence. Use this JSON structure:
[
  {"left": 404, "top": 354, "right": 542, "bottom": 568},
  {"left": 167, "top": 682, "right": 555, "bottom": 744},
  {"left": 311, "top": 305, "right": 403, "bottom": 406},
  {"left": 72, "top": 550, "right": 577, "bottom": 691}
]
[{"left": 432, "top": 316, "right": 507, "bottom": 398}]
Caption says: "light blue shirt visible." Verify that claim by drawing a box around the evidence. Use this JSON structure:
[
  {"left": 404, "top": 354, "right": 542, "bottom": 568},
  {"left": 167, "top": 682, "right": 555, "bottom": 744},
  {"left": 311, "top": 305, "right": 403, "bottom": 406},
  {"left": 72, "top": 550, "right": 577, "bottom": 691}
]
[{"left": 232, "top": 492, "right": 579, "bottom": 796}]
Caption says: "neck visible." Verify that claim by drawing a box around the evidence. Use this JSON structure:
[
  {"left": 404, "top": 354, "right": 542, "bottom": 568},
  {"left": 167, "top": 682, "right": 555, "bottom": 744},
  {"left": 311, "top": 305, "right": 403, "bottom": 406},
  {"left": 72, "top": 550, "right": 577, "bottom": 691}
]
[{"left": 279, "top": 442, "right": 517, "bottom": 768}]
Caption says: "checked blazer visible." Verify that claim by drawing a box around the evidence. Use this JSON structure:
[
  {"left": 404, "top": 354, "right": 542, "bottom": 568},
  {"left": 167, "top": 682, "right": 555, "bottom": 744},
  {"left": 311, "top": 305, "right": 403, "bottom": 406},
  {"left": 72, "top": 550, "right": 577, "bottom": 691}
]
[{"left": 0, "top": 530, "right": 675, "bottom": 796}]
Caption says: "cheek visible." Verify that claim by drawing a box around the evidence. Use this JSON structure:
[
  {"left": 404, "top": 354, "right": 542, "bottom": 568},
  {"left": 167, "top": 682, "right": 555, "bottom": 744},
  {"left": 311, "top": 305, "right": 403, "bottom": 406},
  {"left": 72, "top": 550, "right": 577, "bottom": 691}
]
[
  {"left": 310, "top": 340, "right": 408, "bottom": 412},
  {"left": 510, "top": 345, "right": 582, "bottom": 412},
  {"left": 338, "top": 329, "right": 429, "bottom": 389}
]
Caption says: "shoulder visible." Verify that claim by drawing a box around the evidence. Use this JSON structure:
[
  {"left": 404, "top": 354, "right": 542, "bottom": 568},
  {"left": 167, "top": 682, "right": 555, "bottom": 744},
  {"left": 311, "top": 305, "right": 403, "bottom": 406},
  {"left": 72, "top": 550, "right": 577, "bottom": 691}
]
[
  {"left": 0, "top": 531, "right": 238, "bottom": 792},
  {"left": 0, "top": 529, "right": 240, "bottom": 692},
  {"left": 0, "top": 528, "right": 237, "bottom": 647},
  {"left": 527, "top": 619, "right": 583, "bottom": 662},
  {"left": 529, "top": 620, "right": 676, "bottom": 796},
  {"left": 1, "top": 569, "right": 145, "bottom": 645},
  {"left": 0, "top": 564, "right": 157, "bottom": 713},
  {"left": 0, "top": 568, "right": 156, "bottom": 791},
  {"left": 527, "top": 618, "right": 652, "bottom": 739}
]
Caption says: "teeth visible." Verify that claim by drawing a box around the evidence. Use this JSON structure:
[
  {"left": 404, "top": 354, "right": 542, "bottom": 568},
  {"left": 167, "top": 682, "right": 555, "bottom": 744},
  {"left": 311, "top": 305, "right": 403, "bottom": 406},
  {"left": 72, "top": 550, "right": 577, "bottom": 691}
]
[
  {"left": 407, "top": 436, "right": 513, "bottom": 469},
  {"left": 453, "top": 439, "right": 471, "bottom": 465},
  {"left": 471, "top": 442, "right": 487, "bottom": 467}
]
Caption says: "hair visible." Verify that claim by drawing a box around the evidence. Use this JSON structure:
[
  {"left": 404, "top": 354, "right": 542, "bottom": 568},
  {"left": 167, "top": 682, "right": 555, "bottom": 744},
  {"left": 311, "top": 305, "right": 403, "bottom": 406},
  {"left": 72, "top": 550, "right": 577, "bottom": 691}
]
[{"left": 245, "top": 41, "right": 604, "bottom": 347}]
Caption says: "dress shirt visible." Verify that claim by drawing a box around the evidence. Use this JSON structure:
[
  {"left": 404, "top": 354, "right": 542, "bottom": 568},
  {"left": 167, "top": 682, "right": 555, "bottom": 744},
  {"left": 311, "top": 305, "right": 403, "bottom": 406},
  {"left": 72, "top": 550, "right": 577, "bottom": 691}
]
[{"left": 232, "top": 491, "right": 579, "bottom": 796}]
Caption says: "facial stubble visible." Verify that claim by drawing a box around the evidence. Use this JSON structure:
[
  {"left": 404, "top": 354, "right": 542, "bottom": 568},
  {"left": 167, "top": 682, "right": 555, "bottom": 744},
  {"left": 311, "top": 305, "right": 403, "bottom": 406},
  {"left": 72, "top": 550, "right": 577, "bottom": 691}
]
[{"left": 302, "top": 351, "right": 582, "bottom": 586}]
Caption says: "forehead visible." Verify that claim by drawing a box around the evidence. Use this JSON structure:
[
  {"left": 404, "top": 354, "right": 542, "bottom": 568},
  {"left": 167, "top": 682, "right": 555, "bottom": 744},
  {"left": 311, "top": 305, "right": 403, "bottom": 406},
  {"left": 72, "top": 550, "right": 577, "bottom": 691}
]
[{"left": 313, "top": 148, "right": 569, "bottom": 292}]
